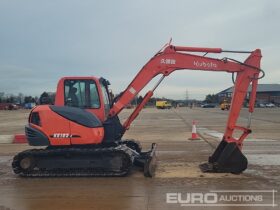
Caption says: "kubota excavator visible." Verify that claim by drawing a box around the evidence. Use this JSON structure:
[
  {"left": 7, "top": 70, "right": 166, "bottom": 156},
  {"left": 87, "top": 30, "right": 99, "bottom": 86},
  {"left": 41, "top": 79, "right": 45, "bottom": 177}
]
[{"left": 12, "top": 41, "right": 264, "bottom": 177}]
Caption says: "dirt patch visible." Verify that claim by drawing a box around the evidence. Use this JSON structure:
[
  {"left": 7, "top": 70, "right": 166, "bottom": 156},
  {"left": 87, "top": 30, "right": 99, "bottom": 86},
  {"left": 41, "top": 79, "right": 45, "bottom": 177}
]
[{"left": 156, "top": 161, "right": 248, "bottom": 179}]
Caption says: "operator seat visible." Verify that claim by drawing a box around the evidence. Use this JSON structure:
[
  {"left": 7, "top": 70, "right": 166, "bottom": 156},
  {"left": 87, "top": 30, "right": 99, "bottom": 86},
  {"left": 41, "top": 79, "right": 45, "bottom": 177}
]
[{"left": 68, "top": 87, "right": 79, "bottom": 107}]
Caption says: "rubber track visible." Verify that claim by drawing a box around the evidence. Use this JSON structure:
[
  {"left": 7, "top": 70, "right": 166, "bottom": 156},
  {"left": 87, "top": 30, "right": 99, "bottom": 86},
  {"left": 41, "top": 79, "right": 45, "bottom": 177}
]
[{"left": 12, "top": 146, "right": 133, "bottom": 177}]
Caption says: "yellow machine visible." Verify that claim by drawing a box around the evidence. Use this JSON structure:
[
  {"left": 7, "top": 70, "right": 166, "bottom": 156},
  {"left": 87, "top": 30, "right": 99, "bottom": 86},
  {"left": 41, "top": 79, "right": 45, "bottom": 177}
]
[
  {"left": 156, "top": 100, "right": 172, "bottom": 109},
  {"left": 220, "top": 99, "right": 230, "bottom": 110}
]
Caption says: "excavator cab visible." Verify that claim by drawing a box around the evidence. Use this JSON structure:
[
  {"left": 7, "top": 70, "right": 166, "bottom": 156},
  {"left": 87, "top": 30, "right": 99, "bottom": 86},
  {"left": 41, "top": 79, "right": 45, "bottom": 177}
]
[{"left": 55, "top": 77, "right": 112, "bottom": 122}]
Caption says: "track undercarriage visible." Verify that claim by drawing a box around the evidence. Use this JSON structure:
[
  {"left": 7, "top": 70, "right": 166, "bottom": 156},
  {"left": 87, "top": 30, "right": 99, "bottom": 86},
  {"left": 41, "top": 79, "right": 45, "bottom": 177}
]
[{"left": 12, "top": 140, "right": 157, "bottom": 177}]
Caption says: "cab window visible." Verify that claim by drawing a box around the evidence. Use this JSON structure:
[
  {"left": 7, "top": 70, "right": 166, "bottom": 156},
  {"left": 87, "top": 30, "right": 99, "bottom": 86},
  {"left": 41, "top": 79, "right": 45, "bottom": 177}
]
[
  {"left": 101, "top": 84, "right": 110, "bottom": 115},
  {"left": 90, "top": 82, "right": 100, "bottom": 108},
  {"left": 64, "top": 80, "right": 100, "bottom": 108}
]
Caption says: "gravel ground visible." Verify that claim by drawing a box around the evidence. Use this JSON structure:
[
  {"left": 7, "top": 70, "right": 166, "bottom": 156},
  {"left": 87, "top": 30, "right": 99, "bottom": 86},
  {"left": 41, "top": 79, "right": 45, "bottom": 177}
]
[{"left": 0, "top": 107, "right": 279, "bottom": 210}]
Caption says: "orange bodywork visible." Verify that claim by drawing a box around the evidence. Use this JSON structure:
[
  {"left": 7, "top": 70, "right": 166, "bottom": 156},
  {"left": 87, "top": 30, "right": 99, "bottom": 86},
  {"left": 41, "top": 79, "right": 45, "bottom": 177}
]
[{"left": 29, "top": 105, "right": 104, "bottom": 145}]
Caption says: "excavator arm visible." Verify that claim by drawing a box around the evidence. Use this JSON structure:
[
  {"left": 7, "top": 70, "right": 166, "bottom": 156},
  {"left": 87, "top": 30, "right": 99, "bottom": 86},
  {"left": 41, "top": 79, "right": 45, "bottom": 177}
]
[{"left": 109, "top": 43, "right": 263, "bottom": 174}]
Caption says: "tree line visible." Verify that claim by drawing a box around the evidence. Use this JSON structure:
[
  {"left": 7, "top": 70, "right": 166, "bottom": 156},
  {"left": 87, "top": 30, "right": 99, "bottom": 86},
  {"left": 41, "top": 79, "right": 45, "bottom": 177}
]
[
  {"left": 0, "top": 91, "right": 222, "bottom": 106},
  {"left": 0, "top": 92, "right": 55, "bottom": 105}
]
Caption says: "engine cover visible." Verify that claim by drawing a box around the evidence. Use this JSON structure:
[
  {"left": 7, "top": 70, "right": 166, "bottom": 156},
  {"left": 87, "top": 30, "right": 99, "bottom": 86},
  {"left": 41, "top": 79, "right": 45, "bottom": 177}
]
[{"left": 27, "top": 105, "right": 104, "bottom": 146}]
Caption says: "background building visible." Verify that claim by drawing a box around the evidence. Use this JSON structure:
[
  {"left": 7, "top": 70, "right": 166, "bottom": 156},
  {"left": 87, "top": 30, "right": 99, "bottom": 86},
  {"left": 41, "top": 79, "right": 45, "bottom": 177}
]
[{"left": 217, "top": 84, "right": 280, "bottom": 105}]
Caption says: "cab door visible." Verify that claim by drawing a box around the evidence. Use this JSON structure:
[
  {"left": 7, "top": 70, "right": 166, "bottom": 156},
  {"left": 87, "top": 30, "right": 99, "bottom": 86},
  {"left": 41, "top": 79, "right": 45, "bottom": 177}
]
[
  {"left": 99, "top": 79, "right": 111, "bottom": 118},
  {"left": 63, "top": 79, "right": 105, "bottom": 121}
]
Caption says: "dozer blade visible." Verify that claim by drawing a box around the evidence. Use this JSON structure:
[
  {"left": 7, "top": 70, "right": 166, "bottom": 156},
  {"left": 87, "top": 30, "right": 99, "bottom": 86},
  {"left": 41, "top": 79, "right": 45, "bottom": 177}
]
[
  {"left": 144, "top": 143, "right": 157, "bottom": 177},
  {"left": 199, "top": 140, "right": 247, "bottom": 174},
  {"left": 134, "top": 143, "right": 157, "bottom": 177}
]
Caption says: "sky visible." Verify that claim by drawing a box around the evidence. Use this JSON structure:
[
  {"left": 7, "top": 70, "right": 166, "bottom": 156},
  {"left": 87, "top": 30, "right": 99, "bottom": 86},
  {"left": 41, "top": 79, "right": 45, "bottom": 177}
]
[{"left": 0, "top": 0, "right": 279, "bottom": 100}]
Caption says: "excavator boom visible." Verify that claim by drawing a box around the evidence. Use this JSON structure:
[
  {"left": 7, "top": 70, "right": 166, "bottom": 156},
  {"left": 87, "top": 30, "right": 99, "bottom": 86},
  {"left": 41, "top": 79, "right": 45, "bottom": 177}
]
[
  {"left": 111, "top": 43, "right": 263, "bottom": 174},
  {"left": 110, "top": 45, "right": 261, "bottom": 117}
]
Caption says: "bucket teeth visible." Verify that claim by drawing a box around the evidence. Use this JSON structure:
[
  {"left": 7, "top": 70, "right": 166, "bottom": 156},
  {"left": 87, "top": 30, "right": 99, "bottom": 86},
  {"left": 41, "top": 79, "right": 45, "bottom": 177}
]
[
  {"left": 199, "top": 162, "right": 214, "bottom": 173},
  {"left": 200, "top": 140, "right": 248, "bottom": 174}
]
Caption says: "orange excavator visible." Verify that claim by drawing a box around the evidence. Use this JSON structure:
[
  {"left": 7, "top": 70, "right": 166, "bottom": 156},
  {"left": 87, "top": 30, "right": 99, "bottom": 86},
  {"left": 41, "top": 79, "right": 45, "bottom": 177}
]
[{"left": 12, "top": 41, "right": 264, "bottom": 177}]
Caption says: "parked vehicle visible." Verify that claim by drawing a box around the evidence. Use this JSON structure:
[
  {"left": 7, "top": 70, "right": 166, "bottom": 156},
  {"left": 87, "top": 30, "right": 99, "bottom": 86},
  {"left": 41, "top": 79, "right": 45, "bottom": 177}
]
[
  {"left": 0, "top": 103, "right": 18, "bottom": 110},
  {"left": 201, "top": 103, "right": 215, "bottom": 108},
  {"left": 220, "top": 99, "right": 230, "bottom": 110},
  {"left": 257, "top": 103, "right": 266, "bottom": 108},
  {"left": 24, "top": 103, "right": 36, "bottom": 109},
  {"left": 265, "top": 103, "right": 276, "bottom": 108},
  {"left": 156, "top": 100, "right": 172, "bottom": 109}
]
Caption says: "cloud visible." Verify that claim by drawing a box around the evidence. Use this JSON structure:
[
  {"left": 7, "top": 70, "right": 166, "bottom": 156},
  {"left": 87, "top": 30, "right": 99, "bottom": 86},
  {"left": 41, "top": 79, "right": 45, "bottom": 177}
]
[{"left": 0, "top": 0, "right": 279, "bottom": 99}]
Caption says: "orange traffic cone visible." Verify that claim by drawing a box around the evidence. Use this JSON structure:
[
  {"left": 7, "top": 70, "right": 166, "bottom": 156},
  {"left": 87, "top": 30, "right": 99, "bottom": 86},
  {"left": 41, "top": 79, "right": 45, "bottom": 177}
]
[{"left": 189, "top": 120, "right": 200, "bottom": 140}]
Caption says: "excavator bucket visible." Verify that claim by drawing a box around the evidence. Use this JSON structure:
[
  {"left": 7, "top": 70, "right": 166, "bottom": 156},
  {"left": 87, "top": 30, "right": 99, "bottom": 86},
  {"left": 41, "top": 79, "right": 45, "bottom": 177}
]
[
  {"left": 134, "top": 143, "right": 157, "bottom": 177},
  {"left": 199, "top": 140, "right": 248, "bottom": 174}
]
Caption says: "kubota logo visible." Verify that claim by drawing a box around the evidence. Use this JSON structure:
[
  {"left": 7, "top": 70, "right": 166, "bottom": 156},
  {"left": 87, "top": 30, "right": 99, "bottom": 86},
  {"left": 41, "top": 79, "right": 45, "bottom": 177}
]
[{"left": 194, "top": 60, "right": 217, "bottom": 68}]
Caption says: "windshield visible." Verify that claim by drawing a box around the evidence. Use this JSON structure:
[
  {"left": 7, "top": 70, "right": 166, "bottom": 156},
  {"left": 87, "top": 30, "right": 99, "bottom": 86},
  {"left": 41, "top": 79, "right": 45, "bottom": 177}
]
[{"left": 64, "top": 79, "right": 100, "bottom": 109}]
